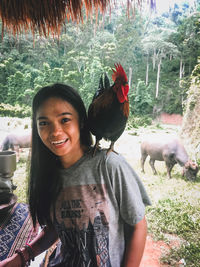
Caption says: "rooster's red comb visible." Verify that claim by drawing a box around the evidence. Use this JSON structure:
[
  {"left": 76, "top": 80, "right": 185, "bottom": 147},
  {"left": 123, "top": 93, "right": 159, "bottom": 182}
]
[{"left": 112, "top": 63, "right": 128, "bottom": 83}]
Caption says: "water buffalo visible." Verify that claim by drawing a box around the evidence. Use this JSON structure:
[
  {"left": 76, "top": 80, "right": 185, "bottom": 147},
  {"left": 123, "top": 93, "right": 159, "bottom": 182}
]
[
  {"left": 141, "top": 136, "right": 199, "bottom": 180},
  {"left": 1, "top": 131, "right": 31, "bottom": 161}
]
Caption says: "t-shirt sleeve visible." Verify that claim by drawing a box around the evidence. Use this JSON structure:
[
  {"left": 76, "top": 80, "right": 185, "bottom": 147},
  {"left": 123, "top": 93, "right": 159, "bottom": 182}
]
[{"left": 105, "top": 152, "right": 151, "bottom": 225}]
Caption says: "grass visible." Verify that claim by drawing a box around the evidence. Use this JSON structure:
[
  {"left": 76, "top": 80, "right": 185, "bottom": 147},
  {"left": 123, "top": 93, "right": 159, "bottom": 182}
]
[
  {"left": 12, "top": 150, "right": 30, "bottom": 203},
  {"left": 138, "top": 162, "right": 200, "bottom": 266},
  {"left": 125, "top": 125, "right": 200, "bottom": 266},
  {"left": 146, "top": 197, "right": 200, "bottom": 266}
]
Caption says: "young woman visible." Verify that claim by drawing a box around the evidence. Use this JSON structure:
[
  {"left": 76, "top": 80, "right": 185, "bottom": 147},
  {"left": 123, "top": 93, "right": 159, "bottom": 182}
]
[{"left": 0, "top": 83, "right": 151, "bottom": 267}]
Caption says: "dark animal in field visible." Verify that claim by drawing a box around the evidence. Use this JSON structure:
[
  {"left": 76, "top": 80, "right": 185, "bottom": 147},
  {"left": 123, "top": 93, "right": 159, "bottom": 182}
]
[
  {"left": 1, "top": 131, "right": 31, "bottom": 160},
  {"left": 88, "top": 63, "right": 129, "bottom": 154},
  {"left": 141, "top": 136, "right": 199, "bottom": 180}
]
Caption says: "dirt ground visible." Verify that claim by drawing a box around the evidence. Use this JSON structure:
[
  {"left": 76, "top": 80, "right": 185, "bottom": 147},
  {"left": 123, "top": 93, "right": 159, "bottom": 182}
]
[{"left": 140, "top": 234, "right": 184, "bottom": 267}]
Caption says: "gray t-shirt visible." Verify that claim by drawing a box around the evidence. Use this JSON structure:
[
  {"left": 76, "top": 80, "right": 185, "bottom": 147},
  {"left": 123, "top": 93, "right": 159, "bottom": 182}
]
[{"left": 53, "top": 149, "right": 151, "bottom": 267}]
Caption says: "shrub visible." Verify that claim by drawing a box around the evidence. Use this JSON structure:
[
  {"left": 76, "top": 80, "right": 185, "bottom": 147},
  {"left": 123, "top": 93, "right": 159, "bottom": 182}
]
[
  {"left": 127, "top": 115, "right": 152, "bottom": 129},
  {"left": 0, "top": 103, "right": 31, "bottom": 118}
]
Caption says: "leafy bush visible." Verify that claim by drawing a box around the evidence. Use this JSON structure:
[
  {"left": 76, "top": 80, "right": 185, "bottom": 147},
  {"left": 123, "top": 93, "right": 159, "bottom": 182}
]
[
  {"left": 130, "top": 80, "right": 154, "bottom": 115},
  {"left": 191, "top": 61, "right": 200, "bottom": 84},
  {"left": 0, "top": 103, "right": 31, "bottom": 118},
  {"left": 127, "top": 115, "right": 152, "bottom": 129}
]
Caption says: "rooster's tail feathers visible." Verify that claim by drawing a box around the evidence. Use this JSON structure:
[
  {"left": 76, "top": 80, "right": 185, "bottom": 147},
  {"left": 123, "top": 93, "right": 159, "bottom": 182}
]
[
  {"left": 93, "top": 75, "right": 104, "bottom": 100},
  {"left": 104, "top": 73, "right": 110, "bottom": 90},
  {"left": 99, "top": 75, "right": 104, "bottom": 91},
  {"left": 93, "top": 73, "right": 111, "bottom": 100}
]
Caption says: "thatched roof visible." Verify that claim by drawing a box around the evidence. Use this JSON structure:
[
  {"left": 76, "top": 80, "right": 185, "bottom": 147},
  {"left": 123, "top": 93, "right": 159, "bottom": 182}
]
[{"left": 0, "top": 0, "right": 156, "bottom": 38}]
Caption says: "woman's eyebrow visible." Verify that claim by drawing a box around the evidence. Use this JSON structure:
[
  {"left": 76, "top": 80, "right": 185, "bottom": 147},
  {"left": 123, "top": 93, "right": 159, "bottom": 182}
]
[
  {"left": 60, "top": 112, "right": 72, "bottom": 116},
  {"left": 37, "top": 112, "right": 72, "bottom": 120},
  {"left": 37, "top": 116, "right": 47, "bottom": 120}
]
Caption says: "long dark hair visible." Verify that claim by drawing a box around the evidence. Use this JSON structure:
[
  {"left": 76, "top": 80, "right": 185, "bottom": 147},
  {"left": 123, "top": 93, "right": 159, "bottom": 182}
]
[{"left": 29, "top": 83, "right": 92, "bottom": 227}]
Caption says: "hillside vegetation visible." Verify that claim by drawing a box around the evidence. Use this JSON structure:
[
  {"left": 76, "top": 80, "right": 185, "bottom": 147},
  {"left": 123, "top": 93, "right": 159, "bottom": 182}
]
[
  {"left": 1, "top": 1, "right": 200, "bottom": 119},
  {"left": 181, "top": 62, "right": 200, "bottom": 160}
]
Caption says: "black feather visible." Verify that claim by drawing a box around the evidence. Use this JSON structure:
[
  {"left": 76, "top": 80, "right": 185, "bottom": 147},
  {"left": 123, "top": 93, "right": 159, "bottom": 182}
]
[
  {"left": 104, "top": 73, "right": 110, "bottom": 90},
  {"left": 92, "top": 73, "right": 110, "bottom": 101},
  {"left": 92, "top": 75, "right": 104, "bottom": 100}
]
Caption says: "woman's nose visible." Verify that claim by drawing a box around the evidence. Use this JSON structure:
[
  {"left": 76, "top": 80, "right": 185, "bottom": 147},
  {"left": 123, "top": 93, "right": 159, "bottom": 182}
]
[{"left": 51, "top": 123, "right": 62, "bottom": 136}]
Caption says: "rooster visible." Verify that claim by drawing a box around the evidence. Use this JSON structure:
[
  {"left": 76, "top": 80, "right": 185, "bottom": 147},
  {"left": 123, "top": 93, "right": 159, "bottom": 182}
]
[{"left": 88, "top": 63, "right": 129, "bottom": 154}]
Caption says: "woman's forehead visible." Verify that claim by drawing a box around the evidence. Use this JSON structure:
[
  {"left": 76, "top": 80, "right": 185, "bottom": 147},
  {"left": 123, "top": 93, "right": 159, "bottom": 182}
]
[{"left": 36, "top": 97, "right": 77, "bottom": 116}]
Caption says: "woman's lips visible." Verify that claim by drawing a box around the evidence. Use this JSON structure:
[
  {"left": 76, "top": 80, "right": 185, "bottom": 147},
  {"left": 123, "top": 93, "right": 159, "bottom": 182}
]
[{"left": 51, "top": 138, "right": 68, "bottom": 146}]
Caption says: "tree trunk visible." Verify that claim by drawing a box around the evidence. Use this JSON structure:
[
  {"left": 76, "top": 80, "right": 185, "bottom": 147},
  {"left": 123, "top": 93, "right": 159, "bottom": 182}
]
[
  {"left": 180, "top": 57, "right": 184, "bottom": 79},
  {"left": 146, "top": 54, "right": 149, "bottom": 85},
  {"left": 156, "top": 58, "right": 161, "bottom": 98},
  {"left": 180, "top": 58, "right": 182, "bottom": 79},
  {"left": 152, "top": 48, "right": 156, "bottom": 71}
]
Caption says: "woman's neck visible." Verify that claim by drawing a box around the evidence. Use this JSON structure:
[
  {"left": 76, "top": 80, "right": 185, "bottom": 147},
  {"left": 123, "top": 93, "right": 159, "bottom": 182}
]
[{"left": 60, "top": 145, "right": 87, "bottom": 169}]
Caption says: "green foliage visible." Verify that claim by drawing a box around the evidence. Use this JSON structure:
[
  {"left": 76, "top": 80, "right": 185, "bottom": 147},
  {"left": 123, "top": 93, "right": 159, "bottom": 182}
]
[
  {"left": 147, "top": 199, "right": 200, "bottom": 235},
  {"left": 132, "top": 80, "right": 154, "bottom": 115},
  {"left": 13, "top": 159, "right": 29, "bottom": 203},
  {"left": 0, "top": 103, "right": 31, "bottom": 118},
  {"left": 127, "top": 115, "right": 152, "bottom": 129},
  {"left": 191, "top": 59, "right": 200, "bottom": 85},
  {"left": 7, "top": 71, "right": 32, "bottom": 105},
  {"left": 147, "top": 198, "right": 200, "bottom": 266},
  {"left": 170, "top": 11, "right": 200, "bottom": 76},
  {"left": 158, "top": 83, "right": 183, "bottom": 114},
  {"left": 0, "top": 2, "right": 200, "bottom": 115},
  {"left": 79, "top": 57, "right": 110, "bottom": 108}
]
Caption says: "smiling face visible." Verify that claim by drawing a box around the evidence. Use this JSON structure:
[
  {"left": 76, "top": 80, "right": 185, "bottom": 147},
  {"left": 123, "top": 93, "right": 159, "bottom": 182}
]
[{"left": 36, "top": 97, "right": 84, "bottom": 168}]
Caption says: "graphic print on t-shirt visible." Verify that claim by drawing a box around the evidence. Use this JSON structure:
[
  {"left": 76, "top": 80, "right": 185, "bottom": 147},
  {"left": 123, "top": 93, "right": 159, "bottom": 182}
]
[{"left": 55, "top": 184, "right": 111, "bottom": 266}]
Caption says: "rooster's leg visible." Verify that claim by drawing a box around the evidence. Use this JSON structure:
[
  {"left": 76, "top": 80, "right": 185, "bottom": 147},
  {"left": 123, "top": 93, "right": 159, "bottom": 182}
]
[
  {"left": 92, "top": 139, "right": 101, "bottom": 156},
  {"left": 107, "top": 141, "right": 118, "bottom": 154}
]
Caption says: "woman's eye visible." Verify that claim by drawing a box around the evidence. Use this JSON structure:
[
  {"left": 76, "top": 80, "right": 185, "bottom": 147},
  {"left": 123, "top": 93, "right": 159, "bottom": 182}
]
[
  {"left": 39, "top": 121, "right": 48, "bottom": 126},
  {"left": 62, "top": 118, "right": 70, "bottom": 123}
]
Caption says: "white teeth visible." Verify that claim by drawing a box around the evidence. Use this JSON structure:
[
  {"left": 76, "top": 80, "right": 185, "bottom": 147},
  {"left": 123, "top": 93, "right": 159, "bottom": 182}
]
[{"left": 51, "top": 139, "right": 66, "bottom": 145}]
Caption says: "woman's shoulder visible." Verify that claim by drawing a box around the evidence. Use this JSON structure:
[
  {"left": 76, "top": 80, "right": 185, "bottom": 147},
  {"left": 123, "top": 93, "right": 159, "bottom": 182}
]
[
  {"left": 88, "top": 148, "right": 123, "bottom": 159},
  {"left": 106, "top": 150, "right": 127, "bottom": 165},
  {"left": 89, "top": 148, "right": 128, "bottom": 169}
]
